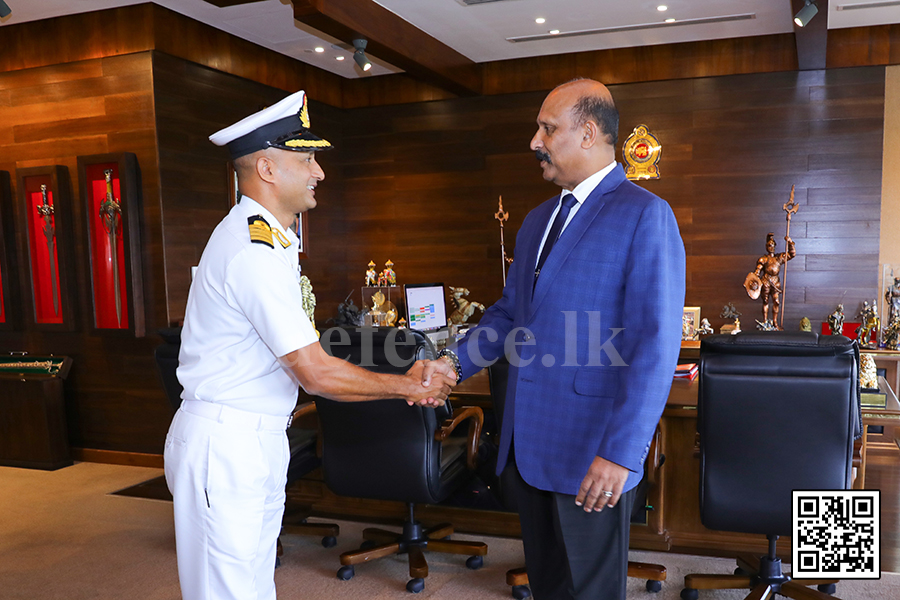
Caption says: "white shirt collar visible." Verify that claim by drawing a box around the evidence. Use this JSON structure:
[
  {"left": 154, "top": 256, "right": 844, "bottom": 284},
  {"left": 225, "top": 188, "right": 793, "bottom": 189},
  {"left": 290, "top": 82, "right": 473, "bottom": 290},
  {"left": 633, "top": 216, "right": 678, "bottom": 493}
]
[{"left": 562, "top": 161, "right": 617, "bottom": 205}]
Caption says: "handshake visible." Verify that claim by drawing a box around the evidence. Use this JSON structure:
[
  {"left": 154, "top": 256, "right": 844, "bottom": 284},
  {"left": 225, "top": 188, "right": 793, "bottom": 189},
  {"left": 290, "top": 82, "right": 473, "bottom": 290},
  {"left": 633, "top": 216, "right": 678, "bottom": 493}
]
[{"left": 404, "top": 355, "right": 459, "bottom": 407}]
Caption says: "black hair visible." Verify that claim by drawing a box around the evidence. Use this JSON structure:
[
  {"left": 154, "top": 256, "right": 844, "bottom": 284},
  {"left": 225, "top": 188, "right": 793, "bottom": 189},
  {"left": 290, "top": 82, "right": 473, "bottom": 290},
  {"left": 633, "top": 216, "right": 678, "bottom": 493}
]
[
  {"left": 572, "top": 94, "right": 619, "bottom": 146},
  {"left": 564, "top": 78, "right": 619, "bottom": 146}
]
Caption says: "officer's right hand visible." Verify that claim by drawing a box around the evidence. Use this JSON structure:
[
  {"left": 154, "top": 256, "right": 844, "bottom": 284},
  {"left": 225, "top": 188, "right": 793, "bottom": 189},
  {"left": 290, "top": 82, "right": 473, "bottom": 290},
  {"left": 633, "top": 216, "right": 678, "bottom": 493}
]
[{"left": 404, "top": 360, "right": 453, "bottom": 407}]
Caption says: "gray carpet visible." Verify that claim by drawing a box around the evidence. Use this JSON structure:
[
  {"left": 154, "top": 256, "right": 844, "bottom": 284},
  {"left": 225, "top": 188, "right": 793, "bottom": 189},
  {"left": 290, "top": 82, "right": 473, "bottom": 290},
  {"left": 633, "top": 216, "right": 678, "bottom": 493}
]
[{"left": 0, "top": 462, "right": 896, "bottom": 599}]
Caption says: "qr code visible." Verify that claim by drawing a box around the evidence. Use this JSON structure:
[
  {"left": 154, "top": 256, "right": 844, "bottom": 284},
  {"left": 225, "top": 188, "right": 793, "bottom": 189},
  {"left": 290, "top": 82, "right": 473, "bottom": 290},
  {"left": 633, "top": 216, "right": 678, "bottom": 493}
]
[{"left": 792, "top": 490, "right": 880, "bottom": 579}]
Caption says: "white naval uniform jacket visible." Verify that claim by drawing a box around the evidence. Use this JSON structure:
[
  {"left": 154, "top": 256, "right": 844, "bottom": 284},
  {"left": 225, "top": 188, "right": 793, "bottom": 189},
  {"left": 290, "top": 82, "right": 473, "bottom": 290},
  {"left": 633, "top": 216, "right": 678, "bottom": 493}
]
[{"left": 177, "top": 196, "right": 318, "bottom": 417}]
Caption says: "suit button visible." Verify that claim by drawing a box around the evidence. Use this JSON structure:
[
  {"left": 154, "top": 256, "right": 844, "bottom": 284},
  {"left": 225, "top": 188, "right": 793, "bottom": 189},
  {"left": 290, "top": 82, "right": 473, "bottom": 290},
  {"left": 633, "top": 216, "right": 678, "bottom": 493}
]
[{"left": 523, "top": 333, "right": 532, "bottom": 341}]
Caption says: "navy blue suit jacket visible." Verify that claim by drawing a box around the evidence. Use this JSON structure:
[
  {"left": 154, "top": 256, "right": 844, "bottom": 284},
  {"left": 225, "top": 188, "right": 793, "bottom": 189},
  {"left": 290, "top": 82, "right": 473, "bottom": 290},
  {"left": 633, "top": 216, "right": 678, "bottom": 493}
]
[{"left": 454, "top": 164, "right": 685, "bottom": 495}]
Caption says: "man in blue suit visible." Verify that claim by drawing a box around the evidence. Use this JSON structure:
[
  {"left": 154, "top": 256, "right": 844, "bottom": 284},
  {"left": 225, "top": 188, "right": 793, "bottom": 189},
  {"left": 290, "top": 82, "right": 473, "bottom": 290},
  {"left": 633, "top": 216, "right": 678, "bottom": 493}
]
[{"left": 426, "top": 78, "right": 685, "bottom": 599}]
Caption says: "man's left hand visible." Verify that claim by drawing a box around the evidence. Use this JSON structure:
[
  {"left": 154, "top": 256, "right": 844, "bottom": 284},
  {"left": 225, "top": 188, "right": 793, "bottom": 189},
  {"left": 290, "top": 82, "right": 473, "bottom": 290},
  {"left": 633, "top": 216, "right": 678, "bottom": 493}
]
[{"left": 575, "top": 456, "right": 629, "bottom": 513}]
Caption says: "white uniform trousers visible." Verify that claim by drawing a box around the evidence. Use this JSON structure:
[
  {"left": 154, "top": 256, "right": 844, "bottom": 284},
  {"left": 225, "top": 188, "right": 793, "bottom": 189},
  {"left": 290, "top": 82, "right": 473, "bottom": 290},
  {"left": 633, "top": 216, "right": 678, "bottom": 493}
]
[{"left": 164, "top": 402, "right": 290, "bottom": 600}]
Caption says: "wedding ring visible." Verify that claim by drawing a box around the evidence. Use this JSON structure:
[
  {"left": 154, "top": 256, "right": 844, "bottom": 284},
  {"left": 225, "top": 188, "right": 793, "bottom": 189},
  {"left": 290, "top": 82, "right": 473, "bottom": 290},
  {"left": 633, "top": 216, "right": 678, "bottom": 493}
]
[{"left": 602, "top": 490, "right": 613, "bottom": 497}]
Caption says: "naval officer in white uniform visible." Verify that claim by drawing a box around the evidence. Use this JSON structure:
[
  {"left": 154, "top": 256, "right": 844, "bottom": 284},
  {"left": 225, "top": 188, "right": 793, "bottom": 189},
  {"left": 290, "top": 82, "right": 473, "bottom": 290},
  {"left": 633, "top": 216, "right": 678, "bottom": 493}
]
[{"left": 164, "top": 90, "right": 454, "bottom": 600}]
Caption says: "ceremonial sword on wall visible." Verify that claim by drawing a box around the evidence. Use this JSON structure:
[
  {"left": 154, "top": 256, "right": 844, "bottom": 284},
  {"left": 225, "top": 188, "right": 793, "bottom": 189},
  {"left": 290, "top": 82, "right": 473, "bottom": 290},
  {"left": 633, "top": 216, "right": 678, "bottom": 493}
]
[
  {"left": 100, "top": 169, "right": 123, "bottom": 326},
  {"left": 36, "top": 184, "right": 58, "bottom": 315}
]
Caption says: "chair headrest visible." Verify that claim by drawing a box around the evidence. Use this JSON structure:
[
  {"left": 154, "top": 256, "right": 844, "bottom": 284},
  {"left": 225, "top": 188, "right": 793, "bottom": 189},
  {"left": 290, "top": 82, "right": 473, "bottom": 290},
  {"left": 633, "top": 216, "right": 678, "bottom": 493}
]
[
  {"left": 701, "top": 331, "right": 856, "bottom": 357},
  {"left": 319, "top": 326, "right": 437, "bottom": 373}
]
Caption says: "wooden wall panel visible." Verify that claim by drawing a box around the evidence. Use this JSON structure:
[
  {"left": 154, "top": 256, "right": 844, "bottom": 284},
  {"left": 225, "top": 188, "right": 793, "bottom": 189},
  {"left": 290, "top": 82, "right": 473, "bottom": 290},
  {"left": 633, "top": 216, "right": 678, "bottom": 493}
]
[
  {"left": 482, "top": 34, "right": 799, "bottom": 96},
  {"left": 827, "top": 25, "right": 900, "bottom": 68},
  {"left": 150, "top": 52, "right": 346, "bottom": 326},
  {"left": 0, "top": 4, "right": 344, "bottom": 107},
  {"left": 327, "top": 68, "right": 884, "bottom": 336},
  {"left": 0, "top": 52, "right": 172, "bottom": 454}
]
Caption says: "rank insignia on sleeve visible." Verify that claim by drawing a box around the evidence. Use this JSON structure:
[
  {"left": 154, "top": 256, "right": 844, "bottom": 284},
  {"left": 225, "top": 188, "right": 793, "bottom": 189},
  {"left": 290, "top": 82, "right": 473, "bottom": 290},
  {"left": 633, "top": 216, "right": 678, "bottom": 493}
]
[{"left": 248, "top": 215, "right": 274, "bottom": 248}]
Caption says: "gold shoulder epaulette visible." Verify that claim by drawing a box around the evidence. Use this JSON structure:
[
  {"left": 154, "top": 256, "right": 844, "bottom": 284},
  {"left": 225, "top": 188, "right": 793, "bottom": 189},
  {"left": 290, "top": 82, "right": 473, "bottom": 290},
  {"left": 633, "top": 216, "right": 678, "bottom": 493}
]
[{"left": 247, "top": 215, "right": 274, "bottom": 248}]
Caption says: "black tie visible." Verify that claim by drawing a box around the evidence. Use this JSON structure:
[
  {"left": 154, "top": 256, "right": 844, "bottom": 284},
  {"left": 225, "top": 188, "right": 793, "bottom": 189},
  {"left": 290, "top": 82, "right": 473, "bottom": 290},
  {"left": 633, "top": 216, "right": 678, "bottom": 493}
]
[{"left": 534, "top": 193, "right": 578, "bottom": 288}]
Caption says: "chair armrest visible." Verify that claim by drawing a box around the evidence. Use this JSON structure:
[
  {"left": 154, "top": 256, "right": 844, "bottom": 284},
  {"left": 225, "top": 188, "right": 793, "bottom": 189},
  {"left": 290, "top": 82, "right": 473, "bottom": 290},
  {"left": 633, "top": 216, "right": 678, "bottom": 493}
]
[
  {"left": 435, "top": 406, "right": 484, "bottom": 470},
  {"left": 291, "top": 401, "right": 317, "bottom": 424}
]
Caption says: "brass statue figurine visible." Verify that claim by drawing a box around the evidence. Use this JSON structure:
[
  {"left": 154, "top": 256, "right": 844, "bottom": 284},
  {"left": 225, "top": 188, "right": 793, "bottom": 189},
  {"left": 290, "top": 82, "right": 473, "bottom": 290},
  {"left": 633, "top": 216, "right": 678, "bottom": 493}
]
[
  {"left": 377, "top": 260, "right": 396, "bottom": 287},
  {"left": 744, "top": 186, "right": 799, "bottom": 330},
  {"left": 370, "top": 290, "right": 397, "bottom": 327},
  {"left": 856, "top": 300, "right": 879, "bottom": 349},
  {"left": 744, "top": 232, "right": 796, "bottom": 330},
  {"left": 885, "top": 274, "right": 900, "bottom": 328},
  {"left": 365, "top": 260, "right": 378, "bottom": 287},
  {"left": 860, "top": 353, "right": 878, "bottom": 390},
  {"left": 448, "top": 286, "right": 485, "bottom": 325},
  {"left": 884, "top": 314, "right": 900, "bottom": 351},
  {"left": 826, "top": 303, "right": 845, "bottom": 336}
]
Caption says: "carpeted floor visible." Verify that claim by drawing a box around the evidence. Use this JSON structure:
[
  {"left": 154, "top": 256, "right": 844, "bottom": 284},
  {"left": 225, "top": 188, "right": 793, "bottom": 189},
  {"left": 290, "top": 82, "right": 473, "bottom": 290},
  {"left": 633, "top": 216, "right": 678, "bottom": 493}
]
[{"left": 0, "top": 462, "right": 896, "bottom": 599}]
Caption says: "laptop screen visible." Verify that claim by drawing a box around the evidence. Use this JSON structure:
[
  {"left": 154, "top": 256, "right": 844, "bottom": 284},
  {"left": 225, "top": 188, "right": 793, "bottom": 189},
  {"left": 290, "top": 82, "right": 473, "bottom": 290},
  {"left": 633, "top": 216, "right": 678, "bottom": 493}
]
[{"left": 404, "top": 283, "right": 447, "bottom": 331}]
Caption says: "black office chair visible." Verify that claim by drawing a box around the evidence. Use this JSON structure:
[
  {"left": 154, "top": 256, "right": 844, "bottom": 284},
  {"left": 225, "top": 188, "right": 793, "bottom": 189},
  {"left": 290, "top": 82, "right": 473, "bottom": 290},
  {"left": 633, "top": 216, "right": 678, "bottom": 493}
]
[
  {"left": 681, "top": 331, "right": 860, "bottom": 600},
  {"left": 151, "top": 328, "right": 339, "bottom": 556},
  {"left": 487, "top": 357, "right": 667, "bottom": 599},
  {"left": 154, "top": 327, "right": 184, "bottom": 412},
  {"left": 314, "top": 326, "right": 487, "bottom": 594}
]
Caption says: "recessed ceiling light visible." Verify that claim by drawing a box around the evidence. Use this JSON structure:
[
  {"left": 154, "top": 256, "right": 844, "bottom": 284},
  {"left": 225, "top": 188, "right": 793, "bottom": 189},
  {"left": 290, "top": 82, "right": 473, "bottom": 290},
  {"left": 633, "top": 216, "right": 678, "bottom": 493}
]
[
  {"left": 549, "top": 29, "right": 560, "bottom": 35},
  {"left": 665, "top": 18, "right": 675, "bottom": 23},
  {"left": 658, "top": 4, "right": 668, "bottom": 11},
  {"left": 535, "top": 17, "right": 545, "bottom": 24},
  {"left": 314, "top": 46, "right": 325, "bottom": 53},
  {"left": 336, "top": 56, "right": 345, "bottom": 61}
]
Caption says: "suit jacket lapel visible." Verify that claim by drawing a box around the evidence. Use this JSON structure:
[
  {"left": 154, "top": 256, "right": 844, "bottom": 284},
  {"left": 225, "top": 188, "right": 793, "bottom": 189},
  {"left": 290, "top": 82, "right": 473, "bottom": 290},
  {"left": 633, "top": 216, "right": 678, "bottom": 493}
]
[
  {"left": 520, "top": 196, "right": 558, "bottom": 315},
  {"left": 529, "top": 165, "right": 627, "bottom": 317}
]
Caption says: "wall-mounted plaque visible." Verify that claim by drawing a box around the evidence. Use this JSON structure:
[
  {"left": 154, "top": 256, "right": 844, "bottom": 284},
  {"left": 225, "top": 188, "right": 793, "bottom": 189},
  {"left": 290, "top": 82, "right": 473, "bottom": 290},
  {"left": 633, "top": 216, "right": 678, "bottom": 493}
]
[
  {"left": 77, "top": 153, "right": 145, "bottom": 337},
  {"left": 623, "top": 124, "right": 662, "bottom": 181},
  {"left": 16, "top": 166, "right": 75, "bottom": 330}
]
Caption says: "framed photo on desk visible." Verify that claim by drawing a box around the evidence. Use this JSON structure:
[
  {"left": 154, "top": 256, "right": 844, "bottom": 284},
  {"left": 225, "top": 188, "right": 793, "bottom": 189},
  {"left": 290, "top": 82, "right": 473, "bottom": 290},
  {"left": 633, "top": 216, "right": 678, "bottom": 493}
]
[{"left": 683, "top": 306, "right": 700, "bottom": 341}]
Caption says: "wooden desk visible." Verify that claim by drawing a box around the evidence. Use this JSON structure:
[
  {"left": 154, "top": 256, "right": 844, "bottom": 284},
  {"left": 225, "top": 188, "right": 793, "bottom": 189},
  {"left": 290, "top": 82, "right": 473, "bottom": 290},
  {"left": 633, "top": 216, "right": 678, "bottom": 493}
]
[
  {"left": 869, "top": 349, "right": 900, "bottom": 393},
  {"left": 449, "top": 368, "right": 491, "bottom": 409},
  {"left": 858, "top": 376, "right": 900, "bottom": 487}
]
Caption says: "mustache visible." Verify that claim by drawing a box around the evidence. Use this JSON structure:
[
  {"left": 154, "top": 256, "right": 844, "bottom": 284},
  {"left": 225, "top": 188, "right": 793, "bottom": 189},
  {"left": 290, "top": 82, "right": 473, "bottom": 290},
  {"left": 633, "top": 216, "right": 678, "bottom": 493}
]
[{"left": 535, "top": 149, "right": 551, "bottom": 164}]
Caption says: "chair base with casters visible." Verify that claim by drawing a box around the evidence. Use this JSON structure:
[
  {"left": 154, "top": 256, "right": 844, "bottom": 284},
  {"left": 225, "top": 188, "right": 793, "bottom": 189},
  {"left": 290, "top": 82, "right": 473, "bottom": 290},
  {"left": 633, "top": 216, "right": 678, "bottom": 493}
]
[
  {"left": 280, "top": 505, "right": 339, "bottom": 548},
  {"left": 503, "top": 560, "right": 667, "bottom": 599},
  {"left": 681, "top": 535, "right": 838, "bottom": 600},
  {"left": 336, "top": 502, "right": 488, "bottom": 594},
  {"left": 327, "top": 403, "right": 489, "bottom": 593}
]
